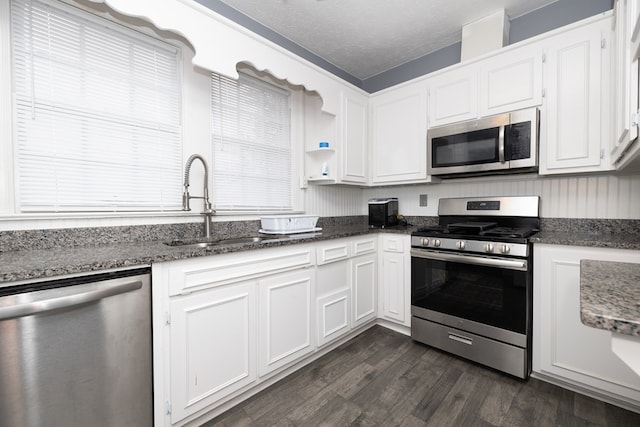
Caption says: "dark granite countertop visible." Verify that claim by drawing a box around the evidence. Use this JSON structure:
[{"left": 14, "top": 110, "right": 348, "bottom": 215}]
[
  {"left": 532, "top": 218, "right": 640, "bottom": 249},
  {"left": 0, "top": 224, "right": 415, "bottom": 284},
  {"left": 530, "top": 231, "right": 640, "bottom": 250},
  {"left": 580, "top": 260, "right": 640, "bottom": 337},
  {"left": 3, "top": 215, "right": 639, "bottom": 285}
]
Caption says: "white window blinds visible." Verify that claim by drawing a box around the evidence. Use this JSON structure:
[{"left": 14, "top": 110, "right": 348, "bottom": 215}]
[
  {"left": 11, "top": 0, "right": 183, "bottom": 212},
  {"left": 211, "top": 73, "right": 292, "bottom": 212}
]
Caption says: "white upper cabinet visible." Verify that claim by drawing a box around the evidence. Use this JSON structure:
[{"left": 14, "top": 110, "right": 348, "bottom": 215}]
[
  {"left": 539, "top": 15, "right": 614, "bottom": 174},
  {"left": 427, "top": 45, "right": 543, "bottom": 128},
  {"left": 479, "top": 45, "right": 543, "bottom": 117},
  {"left": 304, "top": 88, "right": 369, "bottom": 185},
  {"left": 340, "top": 89, "right": 369, "bottom": 184},
  {"left": 427, "top": 66, "right": 478, "bottom": 127},
  {"left": 611, "top": 0, "right": 640, "bottom": 170},
  {"left": 370, "top": 80, "right": 432, "bottom": 185}
]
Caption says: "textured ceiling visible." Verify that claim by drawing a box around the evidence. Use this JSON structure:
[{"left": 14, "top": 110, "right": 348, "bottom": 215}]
[{"left": 217, "top": 0, "right": 558, "bottom": 80}]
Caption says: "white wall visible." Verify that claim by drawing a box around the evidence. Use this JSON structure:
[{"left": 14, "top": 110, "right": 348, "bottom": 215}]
[{"left": 358, "top": 173, "right": 640, "bottom": 219}]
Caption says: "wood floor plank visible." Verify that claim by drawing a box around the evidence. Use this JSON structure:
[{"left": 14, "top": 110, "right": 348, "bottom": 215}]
[
  {"left": 477, "top": 372, "right": 522, "bottom": 425},
  {"left": 380, "top": 349, "right": 449, "bottom": 426},
  {"left": 283, "top": 388, "right": 338, "bottom": 424},
  {"left": 448, "top": 367, "right": 494, "bottom": 426},
  {"left": 574, "top": 392, "right": 607, "bottom": 425},
  {"left": 412, "top": 364, "right": 465, "bottom": 421},
  {"left": 531, "top": 389, "right": 560, "bottom": 427},
  {"left": 424, "top": 370, "right": 480, "bottom": 427},
  {"left": 498, "top": 377, "right": 538, "bottom": 426},
  {"left": 204, "top": 326, "right": 640, "bottom": 426},
  {"left": 298, "top": 394, "right": 362, "bottom": 426}
]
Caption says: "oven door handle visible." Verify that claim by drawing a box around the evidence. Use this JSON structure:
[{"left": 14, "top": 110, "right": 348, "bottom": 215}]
[{"left": 411, "top": 249, "right": 528, "bottom": 271}]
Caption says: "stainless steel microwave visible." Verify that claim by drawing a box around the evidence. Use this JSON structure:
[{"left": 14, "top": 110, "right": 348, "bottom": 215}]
[{"left": 427, "top": 107, "right": 539, "bottom": 177}]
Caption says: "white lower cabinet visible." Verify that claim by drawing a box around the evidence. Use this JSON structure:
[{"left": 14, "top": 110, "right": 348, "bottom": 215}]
[
  {"left": 317, "top": 287, "right": 351, "bottom": 346},
  {"left": 351, "top": 253, "right": 377, "bottom": 328},
  {"left": 533, "top": 244, "right": 640, "bottom": 410},
  {"left": 258, "top": 268, "right": 315, "bottom": 376},
  {"left": 152, "top": 235, "right": 398, "bottom": 426},
  {"left": 378, "top": 234, "right": 410, "bottom": 327},
  {"left": 153, "top": 245, "right": 316, "bottom": 426},
  {"left": 168, "top": 281, "right": 257, "bottom": 424},
  {"left": 315, "top": 236, "right": 378, "bottom": 347}
]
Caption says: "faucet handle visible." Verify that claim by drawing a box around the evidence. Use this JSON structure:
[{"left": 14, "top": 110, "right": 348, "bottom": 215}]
[{"left": 182, "top": 191, "right": 191, "bottom": 211}]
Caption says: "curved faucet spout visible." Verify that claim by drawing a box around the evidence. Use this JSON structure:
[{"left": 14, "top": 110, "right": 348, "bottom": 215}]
[
  {"left": 183, "top": 154, "right": 214, "bottom": 238},
  {"left": 183, "top": 154, "right": 212, "bottom": 211}
]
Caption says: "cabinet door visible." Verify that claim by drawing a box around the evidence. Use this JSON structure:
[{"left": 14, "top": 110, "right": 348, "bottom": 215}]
[
  {"left": 427, "top": 65, "right": 477, "bottom": 127},
  {"left": 612, "top": 0, "right": 640, "bottom": 169},
  {"left": 378, "top": 235, "right": 410, "bottom": 326},
  {"left": 258, "top": 269, "right": 315, "bottom": 376},
  {"left": 341, "top": 90, "right": 368, "bottom": 184},
  {"left": 540, "top": 20, "right": 613, "bottom": 174},
  {"left": 317, "top": 288, "right": 351, "bottom": 347},
  {"left": 169, "top": 281, "right": 257, "bottom": 423},
  {"left": 533, "top": 245, "right": 640, "bottom": 407},
  {"left": 351, "top": 253, "right": 377, "bottom": 328},
  {"left": 479, "top": 46, "right": 543, "bottom": 116},
  {"left": 370, "top": 81, "right": 428, "bottom": 184}
]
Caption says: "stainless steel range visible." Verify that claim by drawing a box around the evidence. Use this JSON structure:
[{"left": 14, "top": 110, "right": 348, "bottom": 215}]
[{"left": 410, "top": 196, "right": 540, "bottom": 379}]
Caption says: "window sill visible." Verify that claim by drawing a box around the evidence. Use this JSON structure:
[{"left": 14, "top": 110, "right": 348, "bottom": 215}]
[{"left": 0, "top": 210, "right": 307, "bottom": 231}]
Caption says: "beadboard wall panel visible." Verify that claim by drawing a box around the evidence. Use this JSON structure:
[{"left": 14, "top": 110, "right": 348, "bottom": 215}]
[
  {"left": 304, "top": 184, "right": 363, "bottom": 217},
  {"left": 359, "top": 173, "right": 640, "bottom": 219}
]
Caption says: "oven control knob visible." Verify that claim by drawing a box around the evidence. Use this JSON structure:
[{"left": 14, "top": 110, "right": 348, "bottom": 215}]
[
  {"left": 499, "top": 244, "right": 511, "bottom": 254},
  {"left": 421, "top": 238, "right": 430, "bottom": 246},
  {"left": 484, "top": 243, "right": 494, "bottom": 253},
  {"left": 456, "top": 241, "right": 465, "bottom": 250},
  {"left": 433, "top": 239, "right": 441, "bottom": 248}
]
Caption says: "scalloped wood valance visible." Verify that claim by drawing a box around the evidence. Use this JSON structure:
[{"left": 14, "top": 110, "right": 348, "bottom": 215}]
[{"left": 85, "top": 0, "right": 345, "bottom": 114}]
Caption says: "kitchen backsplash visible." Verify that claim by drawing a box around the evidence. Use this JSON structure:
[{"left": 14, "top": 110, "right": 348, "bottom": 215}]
[{"left": 360, "top": 172, "right": 640, "bottom": 219}]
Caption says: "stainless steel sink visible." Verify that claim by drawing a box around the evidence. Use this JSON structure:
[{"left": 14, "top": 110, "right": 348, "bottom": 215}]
[{"left": 165, "top": 236, "right": 283, "bottom": 249}]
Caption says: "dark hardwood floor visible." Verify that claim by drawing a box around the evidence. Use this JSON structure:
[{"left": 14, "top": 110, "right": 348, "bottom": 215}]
[{"left": 205, "top": 326, "right": 640, "bottom": 426}]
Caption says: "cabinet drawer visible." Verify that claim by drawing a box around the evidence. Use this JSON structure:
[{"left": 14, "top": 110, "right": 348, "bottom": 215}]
[
  {"left": 381, "top": 235, "right": 405, "bottom": 253},
  {"left": 164, "top": 245, "right": 314, "bottom": 296},
  {"left": 352, "top": 237, "right": 377, "bottom": 256},
  {"left": 316, "top": 240, "right": 350, "bottom": 265}
]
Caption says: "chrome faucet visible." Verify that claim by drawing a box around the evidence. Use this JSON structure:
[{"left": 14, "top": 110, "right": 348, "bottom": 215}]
[{"left": 183, "top": 154, "right": 215, "bottom": 238}]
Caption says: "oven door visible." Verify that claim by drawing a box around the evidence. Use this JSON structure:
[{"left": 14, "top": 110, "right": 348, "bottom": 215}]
[{"left": 410, "top": 248, "right": 531, "bottom": 348}]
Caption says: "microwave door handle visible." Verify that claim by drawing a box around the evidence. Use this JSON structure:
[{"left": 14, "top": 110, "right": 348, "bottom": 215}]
[{"left": 498, "top": 125, "right": 506, "bottom": 163}]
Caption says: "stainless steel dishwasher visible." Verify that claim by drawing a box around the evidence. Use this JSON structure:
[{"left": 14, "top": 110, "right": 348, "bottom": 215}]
[{"left": 0, "top": 267, "right": 153, "bottom": 427}]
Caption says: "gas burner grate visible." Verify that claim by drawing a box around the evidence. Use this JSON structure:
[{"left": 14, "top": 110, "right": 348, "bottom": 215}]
[{"left": 479, "top": 226, "right": 536, "bottom": 238}]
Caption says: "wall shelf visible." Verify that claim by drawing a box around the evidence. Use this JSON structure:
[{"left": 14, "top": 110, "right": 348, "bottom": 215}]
[{"left": 308, "top": 177, "right": 337, "bottom": 185}]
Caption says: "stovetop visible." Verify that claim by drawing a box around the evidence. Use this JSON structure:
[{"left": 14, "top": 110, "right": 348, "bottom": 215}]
[
  {"left": 411, "top": 196, "right": 541, "bottom": 256},
  {"left": 414, "top": 223, "right": 538, "bottom": 243}
]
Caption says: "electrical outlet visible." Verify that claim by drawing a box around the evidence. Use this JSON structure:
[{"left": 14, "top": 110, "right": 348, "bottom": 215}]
[{"left": 419, "top": 194, "right": 428, "bottom": 207}]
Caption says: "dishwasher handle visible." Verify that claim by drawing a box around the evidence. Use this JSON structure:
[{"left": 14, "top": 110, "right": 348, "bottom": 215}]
[{"left": 0, "top": 279, "right": 143, "bottom": 321}]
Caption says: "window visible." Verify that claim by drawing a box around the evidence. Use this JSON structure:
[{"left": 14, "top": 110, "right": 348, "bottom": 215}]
[
  {"left": 10, "top": 0, "right": 182, "bottom": 212},
  {"left": 211, "top": 72, "right": 292, "bottom": 212}
]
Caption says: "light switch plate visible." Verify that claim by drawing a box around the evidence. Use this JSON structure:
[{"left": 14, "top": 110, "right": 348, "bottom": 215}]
[{"left": 419, "top": 194, "right": 428, "bottom": 206}]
